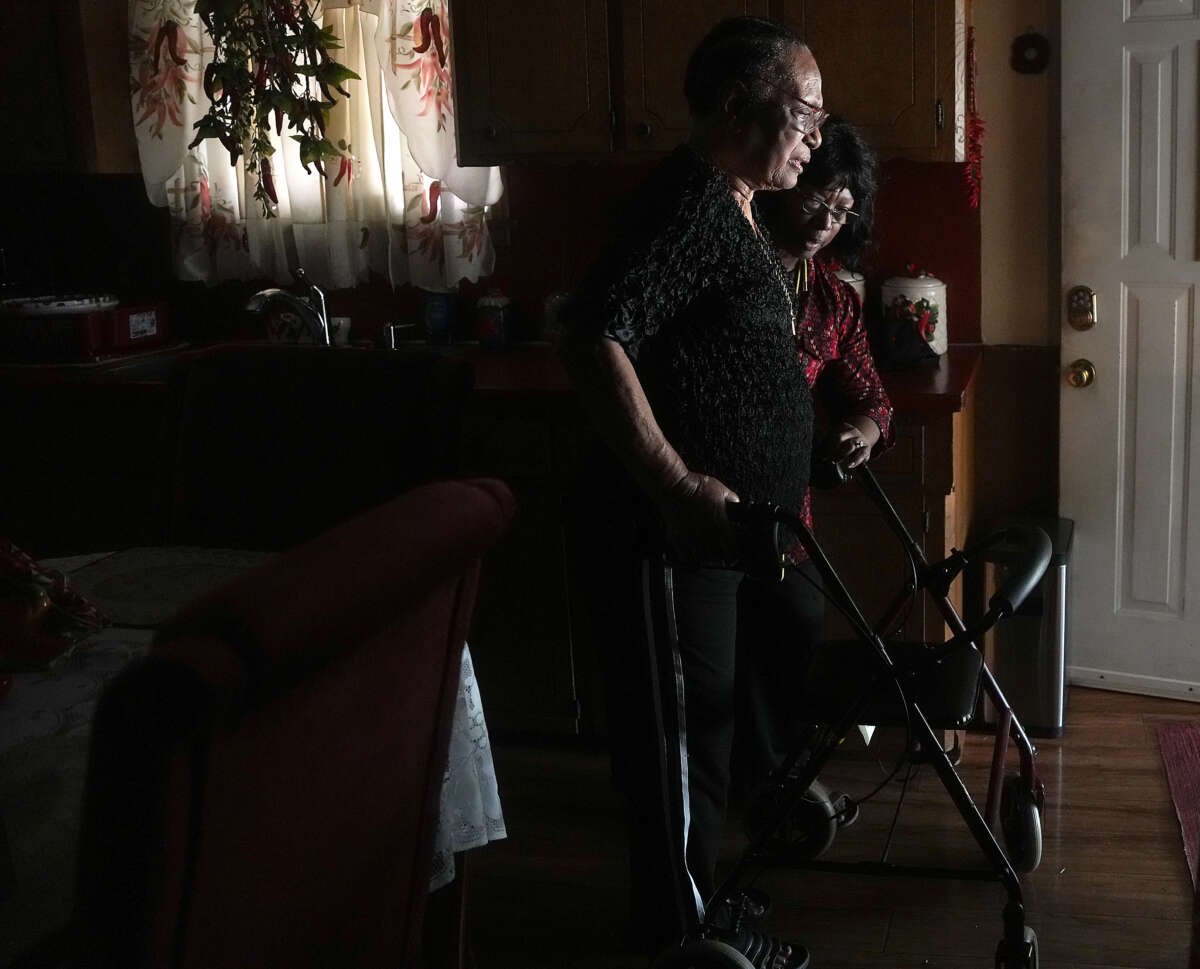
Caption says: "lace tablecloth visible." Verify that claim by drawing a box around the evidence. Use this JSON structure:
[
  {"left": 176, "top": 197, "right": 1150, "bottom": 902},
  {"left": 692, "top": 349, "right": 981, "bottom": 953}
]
[
  {"left": 0, "top": 547, "right": 506, "bottom": 957},
  {"left": 429, "top": 646, "right": 507, "bottom": 891}
]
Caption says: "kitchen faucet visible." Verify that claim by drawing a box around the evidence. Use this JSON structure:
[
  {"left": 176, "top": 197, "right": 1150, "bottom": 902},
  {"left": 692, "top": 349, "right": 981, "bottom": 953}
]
[{"left": 245, "top": 268, "right": 330, "bottom": 345}]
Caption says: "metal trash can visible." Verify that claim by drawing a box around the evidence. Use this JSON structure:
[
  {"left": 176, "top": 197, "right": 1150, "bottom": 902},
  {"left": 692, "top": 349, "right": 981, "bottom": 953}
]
[{"left": 980, "top": 517, "right": 1074, "bottom": 738}]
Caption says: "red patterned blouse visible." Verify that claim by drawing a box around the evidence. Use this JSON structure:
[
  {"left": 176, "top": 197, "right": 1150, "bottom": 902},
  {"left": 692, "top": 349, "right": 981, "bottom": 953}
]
[{"left": 791, "top": 256, "right": 895, "bottom": 544}]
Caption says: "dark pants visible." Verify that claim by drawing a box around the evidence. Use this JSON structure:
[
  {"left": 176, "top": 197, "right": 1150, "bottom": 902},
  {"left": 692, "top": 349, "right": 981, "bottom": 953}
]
[
  {"left": 567, "top": 523, "right": 823, "bottom": 952},
  {"left": 563, "top": 454, "right": 824, "bottom": 955},
  {"left": 664, "top": 563, "right": 825, "bottom": 932}
]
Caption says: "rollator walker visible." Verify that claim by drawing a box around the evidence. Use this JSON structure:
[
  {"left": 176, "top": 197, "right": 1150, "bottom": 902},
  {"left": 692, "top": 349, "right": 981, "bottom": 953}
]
[{"left": 646, "top": 462, "right": 1052, "bottom": 969}]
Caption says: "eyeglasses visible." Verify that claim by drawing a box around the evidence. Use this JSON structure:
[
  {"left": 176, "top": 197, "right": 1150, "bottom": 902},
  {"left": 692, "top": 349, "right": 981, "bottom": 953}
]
[
  {"left": 759, "top": 79, "right": 829, "bottom": 135},
  {"left": 798, "top": 193, "right": 858, "bottom": 225}
]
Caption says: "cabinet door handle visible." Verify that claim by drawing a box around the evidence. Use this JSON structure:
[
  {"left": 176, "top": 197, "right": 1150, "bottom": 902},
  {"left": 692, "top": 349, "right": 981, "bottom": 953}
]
[
  {"left": 635, "top": 120, "right": 653, "bottom": 139},
  {"left": 484, "top": 123, "right": 498, "bottom": 140}
]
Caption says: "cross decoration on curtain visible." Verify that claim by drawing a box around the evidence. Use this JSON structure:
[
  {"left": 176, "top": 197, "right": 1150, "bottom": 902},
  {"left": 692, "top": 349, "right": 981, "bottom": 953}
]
[{"left": 129, "top": 0, "right": 503, "bottom": 292}]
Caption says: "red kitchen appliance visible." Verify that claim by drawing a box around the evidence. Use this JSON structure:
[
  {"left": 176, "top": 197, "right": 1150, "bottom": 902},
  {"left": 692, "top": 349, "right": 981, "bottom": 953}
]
[{"left": 0, "top": 294, "right": 171, "bottom": 363}]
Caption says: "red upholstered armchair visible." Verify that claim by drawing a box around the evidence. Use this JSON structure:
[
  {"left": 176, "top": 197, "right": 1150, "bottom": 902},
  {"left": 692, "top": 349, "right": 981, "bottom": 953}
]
[{"left": 66, "top": 477, "right": 515, "bottom": 968}]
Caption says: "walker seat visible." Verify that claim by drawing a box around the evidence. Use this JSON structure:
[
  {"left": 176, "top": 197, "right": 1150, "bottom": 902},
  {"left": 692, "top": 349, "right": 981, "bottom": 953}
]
[{"left": 802, "top": 638, "right": 984, "bottom": 729}]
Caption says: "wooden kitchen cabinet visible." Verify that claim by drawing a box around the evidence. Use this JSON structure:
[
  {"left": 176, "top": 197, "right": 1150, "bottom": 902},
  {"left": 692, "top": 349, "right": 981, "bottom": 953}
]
[
  {"left": 0, "top": 1, "right": 75, "bottom": 172},
  {"left": 809, "top": 357, "right": 977, "bottom": 761},
  {"left": 774, "top": 0, "right": 967, "bottom": 162},
  {"left": 813, "top": 346, "right": 979, "bottom": 645},
  {"left": 811, "top": 425, "right": 928, "bottom": 643},
  {"left": 452, "top": 0, "right": 764, "bottom": 164},
  {"left": 0, "top": 370, "right": 174, "bottom": 556},
  {"left": 451, "top": 0, "right": 614, "bottom": 164},
  {"left": 0, "top": 0, "right": 139, "bottom": 175},
  {"left": 455, "top": 384, "right": 594, "bottom": 737},
  {"left": 618, "top": 0, "right": 770, "bottom": 153},
  {"left": 452, "top": 0, "right": 968, "bottom": 165}
]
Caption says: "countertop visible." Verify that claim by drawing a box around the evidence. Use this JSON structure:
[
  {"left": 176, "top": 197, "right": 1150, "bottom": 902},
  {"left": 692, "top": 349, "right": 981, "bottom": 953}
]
[
  {"left": 0, "top": 340, "right": 981, "bottom": 417},
  {"left": 465, "top": 341, "right": 982, "bottom": 417},
  {"left": 877, "top": 343, "right": 982, "bottom": 418},
  {"left": 364, "top": 340, "right": 982, "bottom": 415}
]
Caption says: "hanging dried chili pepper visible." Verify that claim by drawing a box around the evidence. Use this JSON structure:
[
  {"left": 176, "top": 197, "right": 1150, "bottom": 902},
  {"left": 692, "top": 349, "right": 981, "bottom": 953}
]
[
  {"left": 158, "top": 21, "right": 189, "bottom": 67},
  {"left": 429, "top": 14, "right": 446, "bottom": 68},
  {"left": 413, "top": 8, "right": 435, "bottom": 53},
  {"left": 203, "top": 62, "right": 223, "bottom": 102},
  {"left": 420, "top": 181, "right": 441, "bottom": 224},
  {"left": 260, "top": 156, "right": 279, "bottom": 204},
  {"left": 219, "top": 132, "right": 240, "bottom": 164},
  {"left": 153, "top": 23, "right": 170, "bottom": 67}
]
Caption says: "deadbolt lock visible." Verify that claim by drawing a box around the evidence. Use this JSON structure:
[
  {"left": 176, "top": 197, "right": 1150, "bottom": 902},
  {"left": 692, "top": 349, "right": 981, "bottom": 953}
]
[
  {"left": 1067, "top": 286, "right": 1098, "bottom": 330},
  {"left": 1065, "top": 359, "right": 1096, "bottom": 388}
]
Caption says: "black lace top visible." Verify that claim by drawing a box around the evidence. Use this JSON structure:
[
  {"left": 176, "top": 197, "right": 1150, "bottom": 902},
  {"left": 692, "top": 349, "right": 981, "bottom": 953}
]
[{"left": 564, "top": 144, "right": 813, "bottom": 510}]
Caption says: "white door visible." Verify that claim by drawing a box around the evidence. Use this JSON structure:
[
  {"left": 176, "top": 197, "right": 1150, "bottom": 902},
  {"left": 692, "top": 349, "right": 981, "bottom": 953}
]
[{"left": 1061, "top": 0, "right": 1200, "bottom": 700}]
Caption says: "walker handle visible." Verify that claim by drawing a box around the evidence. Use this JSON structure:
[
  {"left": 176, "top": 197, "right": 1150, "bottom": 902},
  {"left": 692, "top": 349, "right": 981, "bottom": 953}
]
[
  {"left": 724, "top": 499, "right": 787, "bottom": 580},
  {"left": 986, "top": 524, "right": 1053, "bottom": 618}
]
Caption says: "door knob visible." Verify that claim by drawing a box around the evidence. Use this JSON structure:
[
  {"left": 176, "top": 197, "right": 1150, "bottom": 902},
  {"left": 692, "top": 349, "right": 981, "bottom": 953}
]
[
  {"left": 1065, "top": 359, "right": 1096, "bottom": 388},
  {"left": 1067, "top": 286, "right": 1098, "bottom": 330}
]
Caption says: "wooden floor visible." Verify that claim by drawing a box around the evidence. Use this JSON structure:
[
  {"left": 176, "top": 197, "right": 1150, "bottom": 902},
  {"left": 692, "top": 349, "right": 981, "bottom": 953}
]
[{"left": 465, "top": 687, "right": 1198, "bottom": 969}]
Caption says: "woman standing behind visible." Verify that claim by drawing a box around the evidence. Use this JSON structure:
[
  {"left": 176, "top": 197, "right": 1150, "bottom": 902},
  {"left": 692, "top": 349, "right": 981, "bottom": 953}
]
[
  {"left": 729, "top": 118, "right": 893, "bottom": 880},
  {"left": 758, "top": 114, "right": 893, "bottom": 492}
]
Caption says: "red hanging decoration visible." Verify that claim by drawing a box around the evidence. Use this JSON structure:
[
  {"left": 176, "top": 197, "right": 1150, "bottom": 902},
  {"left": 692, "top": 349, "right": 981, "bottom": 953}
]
[
  {"left": 964, "top": 24, "right": 985, "bottom": 209},
  {"left": 420, "top": 180, "right": 442, "bottom": 224},
  {"left": 413, "top": 7, "right": 447, "bottom": 67}
]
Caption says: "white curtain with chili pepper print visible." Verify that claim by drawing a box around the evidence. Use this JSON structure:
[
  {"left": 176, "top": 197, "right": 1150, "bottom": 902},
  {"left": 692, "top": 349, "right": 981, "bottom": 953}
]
[{"left": 129, "top": 0, "right": 501, "bottom": 292}]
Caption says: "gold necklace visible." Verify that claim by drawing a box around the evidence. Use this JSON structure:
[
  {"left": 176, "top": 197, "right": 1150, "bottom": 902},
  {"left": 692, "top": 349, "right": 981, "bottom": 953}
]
[
  {"left": 794, "top": 258, "right": 810, "bottom": 295},
  {"left": 753, "top": 225, "right": 797, "bottom": 337}
]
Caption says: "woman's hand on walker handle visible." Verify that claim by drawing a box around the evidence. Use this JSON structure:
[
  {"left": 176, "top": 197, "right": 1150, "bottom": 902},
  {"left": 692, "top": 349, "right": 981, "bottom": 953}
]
[
  {"left": 831, "top": 416, "right": 882, "bottom": 470},
  {"left": 659, "top": 471, "right": 740, "bottom": 565}
]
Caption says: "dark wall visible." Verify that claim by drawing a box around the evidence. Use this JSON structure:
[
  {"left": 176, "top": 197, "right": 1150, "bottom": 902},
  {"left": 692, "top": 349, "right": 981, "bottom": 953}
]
[
  {"left": 973, "top": 345, "right": 1060, "bottom": 533},
  {"left": 489, "top": 157, "right": 982, "bottom": 343},
  {"left": 0, "top": 173, "right": 172, "bottom": 302}
]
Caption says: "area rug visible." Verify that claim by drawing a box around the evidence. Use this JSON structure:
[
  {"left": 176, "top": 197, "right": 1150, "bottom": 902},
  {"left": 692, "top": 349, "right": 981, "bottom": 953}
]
[{"left": 1156, "top": 720, "right": 1200, "bottom": 889}]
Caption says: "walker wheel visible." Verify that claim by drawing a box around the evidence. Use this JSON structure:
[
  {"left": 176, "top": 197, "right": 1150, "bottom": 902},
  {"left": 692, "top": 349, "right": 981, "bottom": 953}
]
[
  {"left": 745, "top": 779, "right": 839, "bottom": 860},
  {"left": 652, "top": 939, "right": 755, "bottom": 969},
  {"left": 994, "top": 925, "right": 1038, "bottom": 969},
  {"left": 1000, "top": 775, "right": 1043, "bottom": 873}
]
